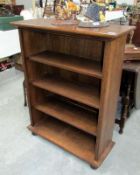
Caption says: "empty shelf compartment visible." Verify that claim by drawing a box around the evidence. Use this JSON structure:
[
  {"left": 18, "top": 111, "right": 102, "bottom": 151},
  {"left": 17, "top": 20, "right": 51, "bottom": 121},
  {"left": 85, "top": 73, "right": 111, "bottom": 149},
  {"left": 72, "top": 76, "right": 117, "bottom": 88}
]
[
  {"left": 34, "top": 96, "right": 98, "bottom": 136},
  {"left": 32, "top": 76, "right": 100, "bottom": 109},
  {"left": 28, "top": 117, "right": 96, "bottom": 165},
  {"left": 30, "top": 51, "right": 102, "bottom": 79}
]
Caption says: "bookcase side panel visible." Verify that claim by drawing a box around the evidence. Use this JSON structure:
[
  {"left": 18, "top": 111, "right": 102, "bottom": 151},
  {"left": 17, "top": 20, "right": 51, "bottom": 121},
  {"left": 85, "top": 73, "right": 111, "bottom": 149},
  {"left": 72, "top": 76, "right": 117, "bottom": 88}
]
[
  {"left": 18, "top": 29, "right": 48, "bottom": 125},
  {"left": 95, "top": 35, "right": 127, "bottom": 160}
]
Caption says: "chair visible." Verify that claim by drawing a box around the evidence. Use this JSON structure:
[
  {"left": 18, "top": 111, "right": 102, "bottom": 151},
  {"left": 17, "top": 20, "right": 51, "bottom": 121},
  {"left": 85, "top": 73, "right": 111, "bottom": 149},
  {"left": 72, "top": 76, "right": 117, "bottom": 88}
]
[
  {"left": 23, "top": 79, "right": 27, "bottom": 106},
  {"left": 14, "top": 54, "right": 27, "bottom": 106},
  {"left": 116, "top": 45, "right": 140, "bottom": 134}
]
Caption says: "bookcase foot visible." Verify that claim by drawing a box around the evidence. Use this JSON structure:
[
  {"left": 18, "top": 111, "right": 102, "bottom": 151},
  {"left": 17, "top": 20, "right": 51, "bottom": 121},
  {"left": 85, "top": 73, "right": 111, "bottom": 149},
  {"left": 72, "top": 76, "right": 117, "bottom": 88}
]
[
  {"left": 32, "top": 132, "right": 37, "bottom": 136},
  {"left": 90, "top": 164, "right": 98, "bottom": 170}
]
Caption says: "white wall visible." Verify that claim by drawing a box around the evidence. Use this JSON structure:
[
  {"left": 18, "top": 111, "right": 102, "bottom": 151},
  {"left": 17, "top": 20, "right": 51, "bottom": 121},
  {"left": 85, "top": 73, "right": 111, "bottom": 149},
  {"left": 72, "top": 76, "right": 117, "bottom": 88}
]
[
  {"left": 16, "top": 0, "right": 135, "bottom": 9},
  {"left": 117, "top": 0, "right": 135, "bottom": 5},
  {"left": 16, "top": 0, "right": 32, "bottom": 9}
]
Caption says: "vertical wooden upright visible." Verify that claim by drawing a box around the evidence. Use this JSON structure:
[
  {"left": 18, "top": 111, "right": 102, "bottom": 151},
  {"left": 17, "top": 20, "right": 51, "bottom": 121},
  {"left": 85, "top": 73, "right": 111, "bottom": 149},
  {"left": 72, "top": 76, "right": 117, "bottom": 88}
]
[{"left": 95, "top": 35, "right": 127, "bottom": 160}]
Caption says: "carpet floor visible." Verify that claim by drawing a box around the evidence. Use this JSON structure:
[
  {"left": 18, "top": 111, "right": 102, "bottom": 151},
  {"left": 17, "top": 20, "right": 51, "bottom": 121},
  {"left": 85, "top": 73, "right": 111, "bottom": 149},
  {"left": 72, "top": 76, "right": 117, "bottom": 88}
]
[{"left": 0, "top": 68, "right": 140, "bottom": 175}]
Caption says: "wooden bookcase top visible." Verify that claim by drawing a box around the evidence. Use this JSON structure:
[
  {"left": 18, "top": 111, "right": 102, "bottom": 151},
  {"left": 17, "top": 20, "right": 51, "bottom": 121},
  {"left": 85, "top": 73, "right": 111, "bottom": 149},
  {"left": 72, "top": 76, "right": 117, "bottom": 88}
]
[{"left": 12, "top": 18, "right": 135, "bottom": 39}]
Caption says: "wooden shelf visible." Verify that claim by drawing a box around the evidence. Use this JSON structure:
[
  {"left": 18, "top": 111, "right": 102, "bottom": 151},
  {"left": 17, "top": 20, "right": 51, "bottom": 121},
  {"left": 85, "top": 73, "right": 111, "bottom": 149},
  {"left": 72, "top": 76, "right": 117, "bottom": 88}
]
[
  {"left": 32, "top": 77, "right": 100, "bottom": 109},
  {"left": 34, "top": 97, "right": 98, "bottom": 136},
  {"left": 30, "top": 51, "right": 102, "bottom": 79},
  {"left": 28, "top": 117, "right": 96, "bottom": 165}
]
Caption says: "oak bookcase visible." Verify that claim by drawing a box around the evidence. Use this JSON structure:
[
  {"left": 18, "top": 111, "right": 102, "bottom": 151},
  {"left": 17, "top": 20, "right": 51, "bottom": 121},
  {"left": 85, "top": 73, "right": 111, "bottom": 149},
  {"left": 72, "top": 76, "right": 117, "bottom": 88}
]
[{"left": 13, "top": 19, "right": 134, "bottom": 168}]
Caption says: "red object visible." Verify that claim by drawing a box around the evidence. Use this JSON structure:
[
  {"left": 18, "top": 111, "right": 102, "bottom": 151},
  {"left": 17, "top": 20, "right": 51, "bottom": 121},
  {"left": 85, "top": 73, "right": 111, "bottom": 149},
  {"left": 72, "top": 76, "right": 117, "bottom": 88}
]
[
  {"left": 4, "top": 5, "right": 24, "bottom": 15},
  {"left": 0, "top": 60, "right": 14, "bottom": 72},
  {"left": 12, "top": 5, "right": 24, "bottom": 15}
]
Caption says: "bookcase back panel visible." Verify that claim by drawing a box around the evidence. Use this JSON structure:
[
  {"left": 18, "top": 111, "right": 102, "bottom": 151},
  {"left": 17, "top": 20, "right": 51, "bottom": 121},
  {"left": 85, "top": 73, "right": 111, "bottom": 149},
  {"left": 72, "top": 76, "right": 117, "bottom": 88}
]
[
  {"left": 22, "top": 29, "right": 104, "bottom": 62},
  {"left": 27, "top": 60, "right": 101, "bottom": 90}
]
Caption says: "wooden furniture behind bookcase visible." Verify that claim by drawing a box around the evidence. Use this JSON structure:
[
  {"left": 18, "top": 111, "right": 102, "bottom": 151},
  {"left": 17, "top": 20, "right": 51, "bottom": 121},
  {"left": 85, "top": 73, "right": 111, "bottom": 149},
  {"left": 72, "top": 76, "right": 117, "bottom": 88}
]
[{"left": 12, "top": 19, "right": 134, "bottom": 169}]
